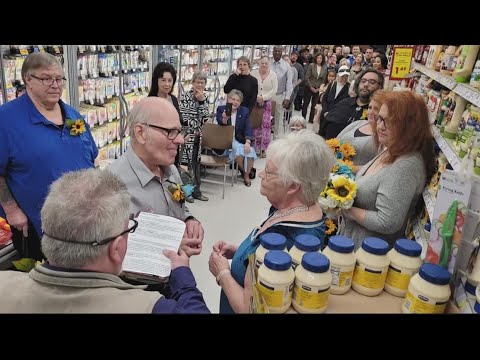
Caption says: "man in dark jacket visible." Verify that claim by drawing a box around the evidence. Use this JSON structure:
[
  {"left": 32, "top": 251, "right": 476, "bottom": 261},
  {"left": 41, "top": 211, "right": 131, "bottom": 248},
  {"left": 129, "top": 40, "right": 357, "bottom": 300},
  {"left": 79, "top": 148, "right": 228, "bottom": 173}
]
[{"left": 320, "top": 69, "right": 384, "bottom": 139}]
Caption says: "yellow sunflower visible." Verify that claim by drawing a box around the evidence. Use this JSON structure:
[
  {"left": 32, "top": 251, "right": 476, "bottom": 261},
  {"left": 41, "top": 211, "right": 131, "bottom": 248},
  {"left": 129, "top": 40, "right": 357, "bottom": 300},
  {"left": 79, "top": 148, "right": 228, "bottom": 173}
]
[
  {"left": 172, "top": 189, "right": 184, "bottom": 202},
  {"left": 326, "top": 138, "right": 340, "bottom": 152},
  {"left": 325, "top": 218, "right": 337, "bottom": 235},
  {"left": 326, "top": 175, "right": 357, "bottom": 203},
  {"left": 337, "top": 159, "right": 354, "bottom": 168},
  {"left": 339, "top": 143, "right": 356, "bottom": 159},
  {"left": 70, "top": 119, "right": 86, "bottom": 136}
]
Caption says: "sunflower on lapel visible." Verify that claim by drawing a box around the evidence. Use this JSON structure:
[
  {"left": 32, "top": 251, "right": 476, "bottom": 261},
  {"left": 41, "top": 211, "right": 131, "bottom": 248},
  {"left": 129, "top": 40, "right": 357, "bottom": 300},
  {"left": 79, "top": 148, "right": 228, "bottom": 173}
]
[
  {"left": 66, "top": 119, "right": 86, "bottom": 136},
  {"left": 167, "top": 182, "right": 195, "bottom": 204}
]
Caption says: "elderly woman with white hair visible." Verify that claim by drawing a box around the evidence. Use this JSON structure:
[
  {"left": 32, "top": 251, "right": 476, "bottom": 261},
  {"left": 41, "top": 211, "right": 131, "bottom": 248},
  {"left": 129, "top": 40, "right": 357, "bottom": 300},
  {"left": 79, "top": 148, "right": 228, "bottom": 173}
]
[
  {"left": 289, "top": 115, "right": 307, "bottom": 132},
  {"left": 208, "top": 130, "right": 335, "bottom": 313}
]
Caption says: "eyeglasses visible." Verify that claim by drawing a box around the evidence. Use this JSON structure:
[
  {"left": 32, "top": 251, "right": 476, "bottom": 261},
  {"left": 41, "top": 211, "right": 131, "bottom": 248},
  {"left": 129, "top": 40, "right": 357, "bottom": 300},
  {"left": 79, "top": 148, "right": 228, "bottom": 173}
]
[
  {"left": 375, "top": 115, "right": 389, "bottom": 128},
  {"left": 142, "top": 123, "right": 186, "bottom": 140},
  {"left": 29, "top": 74, "right": 66, "bottom": 86},
  {"left": 43, "top": 219, "right": 138, "bottom": 246},
  {"left": 360, "top": 78, "right": 379, "bottom": 86}
]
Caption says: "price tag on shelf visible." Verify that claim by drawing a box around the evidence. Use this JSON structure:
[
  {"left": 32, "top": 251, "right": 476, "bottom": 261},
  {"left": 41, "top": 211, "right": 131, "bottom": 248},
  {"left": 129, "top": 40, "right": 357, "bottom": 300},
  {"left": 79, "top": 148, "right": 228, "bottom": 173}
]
[
  {"left": 5, "top": 82, "right": 13, "bottom": 89},
  {"left": 431, "top": 126, "right": 461, "bottom": 171},
  {"left": 53, "top": 46, "right": 60, "bottom": 54},
  {"left": 20, "top": 48, "right": 29, "bottom": 55}
]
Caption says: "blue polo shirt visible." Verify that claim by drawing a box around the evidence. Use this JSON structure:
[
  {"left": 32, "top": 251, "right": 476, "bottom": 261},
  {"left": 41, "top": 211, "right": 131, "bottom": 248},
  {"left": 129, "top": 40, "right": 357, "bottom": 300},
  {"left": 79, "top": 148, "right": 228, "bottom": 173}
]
[{"left": 0, "top": 94, "right": 98, "bottom": 237}]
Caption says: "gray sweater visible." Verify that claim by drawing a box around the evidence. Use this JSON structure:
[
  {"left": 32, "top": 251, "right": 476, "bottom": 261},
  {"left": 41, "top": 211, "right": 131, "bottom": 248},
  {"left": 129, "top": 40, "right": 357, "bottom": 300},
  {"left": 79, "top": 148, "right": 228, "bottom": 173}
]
[
  {"left": 339, "top": 151, "right": 426, "bottom": 249},
  {"left": 338, "top": 120, "right": 379, "bottom": 166}
]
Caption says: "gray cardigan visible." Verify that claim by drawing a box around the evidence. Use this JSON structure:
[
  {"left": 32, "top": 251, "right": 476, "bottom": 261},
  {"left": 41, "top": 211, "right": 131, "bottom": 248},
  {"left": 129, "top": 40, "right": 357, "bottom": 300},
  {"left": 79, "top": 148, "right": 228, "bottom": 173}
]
[
  {"left": 338, "top": 120, "right": 379, "bottom": 166},
  {"left": 339, "top": 151, "right": 426, "bottom": 249}
]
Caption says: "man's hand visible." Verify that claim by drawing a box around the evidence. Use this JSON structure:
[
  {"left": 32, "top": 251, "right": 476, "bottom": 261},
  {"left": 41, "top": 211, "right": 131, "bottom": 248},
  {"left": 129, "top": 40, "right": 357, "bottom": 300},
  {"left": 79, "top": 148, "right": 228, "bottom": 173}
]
[
  {"left": 282, "top": 99, "right": 291, "bottom": 109},
  {"left": 163, "top": 248, "right": 189, "bottom": 270},
  {"left": 194, "top": 88, "right": 206, "bottom": 102},
  {"left": 181, "top": 219, "right": 204, "bottom": 256},
  {"left": 212, "top": 241, "right": 237, "bottom": 259},
  {"left": 4, "top": 205, "right": 28, "bottom": 237}
]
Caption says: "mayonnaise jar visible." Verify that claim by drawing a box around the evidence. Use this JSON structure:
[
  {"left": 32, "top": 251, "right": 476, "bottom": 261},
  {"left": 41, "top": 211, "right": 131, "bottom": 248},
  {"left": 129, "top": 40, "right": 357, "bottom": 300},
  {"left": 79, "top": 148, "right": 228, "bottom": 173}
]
[
  {"left": 402, "top": 263, "right": 451, "bottom": 314},
  {"left": 255, "top": 233, "right": 287, "bottom": 277},
  {"left": 352, "top": 237, "right": 390, "bottom": 296},
  {"left": 289, "top": 234, "right": 321, "bottom": 270},
  {"left": 384, "top": 239, "right": 422, "bottom": 297},
  {"left": 322, "top": 235, "right": 356, "bottom": 295},
  {"left": 257, "top": 250, "right": 295, "bottom": 314},
  {"left": 293, "top": 252, "right": 332, "bottom": 313}
]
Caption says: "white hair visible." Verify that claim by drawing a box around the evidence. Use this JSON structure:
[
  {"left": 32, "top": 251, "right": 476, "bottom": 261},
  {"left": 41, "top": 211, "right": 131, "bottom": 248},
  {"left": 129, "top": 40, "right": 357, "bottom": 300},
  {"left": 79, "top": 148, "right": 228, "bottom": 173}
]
[
  {"left": 266, "top": 130, "right": 334, "bottom": 205},
  {"left": 289, "top": 115, "right": 307, "bottom": 129},
  {"left": 41, "top": 169, "right": 130, "bottom": 268}
]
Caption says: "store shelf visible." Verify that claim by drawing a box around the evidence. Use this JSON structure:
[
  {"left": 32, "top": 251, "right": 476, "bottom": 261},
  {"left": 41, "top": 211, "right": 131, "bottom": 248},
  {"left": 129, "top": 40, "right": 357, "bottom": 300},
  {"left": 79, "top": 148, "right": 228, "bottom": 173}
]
[
  {"left": 422, "top": 188, "right": 435, "bottom": 220},
  {"left": 454, "top": 83, "right": 480, "bottom": 108},
  {"left": 431, "top": 125, "right": 461, "bottom": 171},
  {"left": 413, "top": 63, "right": 457, "bottom": 90}
]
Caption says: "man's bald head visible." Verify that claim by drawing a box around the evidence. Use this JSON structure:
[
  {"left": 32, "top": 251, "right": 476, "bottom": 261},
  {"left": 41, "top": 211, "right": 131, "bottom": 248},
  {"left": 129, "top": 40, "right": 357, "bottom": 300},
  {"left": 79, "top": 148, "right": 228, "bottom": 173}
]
[{"left": 128, "top": 97, "right": 180, "bottom": 143}]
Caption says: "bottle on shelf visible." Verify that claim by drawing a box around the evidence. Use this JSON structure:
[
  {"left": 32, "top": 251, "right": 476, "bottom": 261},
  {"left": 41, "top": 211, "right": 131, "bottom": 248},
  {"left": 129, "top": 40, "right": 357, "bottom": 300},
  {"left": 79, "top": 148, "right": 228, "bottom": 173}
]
[
  {"left": 444, "top": 94, "right": 467, "bottom": 140},
  {"left": 453, "top": 45, "right": 480, "bottom": 83}
]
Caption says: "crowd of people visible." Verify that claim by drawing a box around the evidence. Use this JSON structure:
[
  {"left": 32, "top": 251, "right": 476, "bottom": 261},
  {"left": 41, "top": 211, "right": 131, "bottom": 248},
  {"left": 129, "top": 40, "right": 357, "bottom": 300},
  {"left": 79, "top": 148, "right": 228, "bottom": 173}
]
[{"left": 0, "top": 45, "right": 435, "bottom": 313}]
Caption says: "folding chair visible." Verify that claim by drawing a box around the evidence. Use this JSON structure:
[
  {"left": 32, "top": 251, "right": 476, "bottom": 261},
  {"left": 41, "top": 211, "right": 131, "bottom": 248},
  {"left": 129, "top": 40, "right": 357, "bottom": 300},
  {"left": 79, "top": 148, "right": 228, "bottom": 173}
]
[
  {"left": 283, "top": 104, "right": 293, "bottom": 134},
  {"left": 250, "top": 106, "right": 264, "bottom": 157},
  {"left": 200, "top": 123, "right": 235, "bottom": 199}
]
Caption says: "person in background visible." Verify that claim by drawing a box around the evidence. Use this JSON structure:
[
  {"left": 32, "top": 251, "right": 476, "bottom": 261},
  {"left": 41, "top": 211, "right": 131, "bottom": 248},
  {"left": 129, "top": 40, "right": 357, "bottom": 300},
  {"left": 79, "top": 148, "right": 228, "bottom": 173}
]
[
  {"left": 224, "top": 56, "right": 258, "bottom": 113},
  {"left": 338, "top": 91, "right": 435, "bottom": 249},
  {"left": 178, "top": 71, "right": 210, "bottom": 203},
  {"left": 372, "top": 53, "right": 389, "bottom": 75},
  {"left": 289, "top": 115, "right": 307, "bottom": 132},
  {"left": 338, "top": 90, "right": 387, "bottom": 171},
  {"left": 327, "top": 54, "right": 338, "bottom": 71},
  {"left": 320, "top": 68, "right": 384, "bottom": 139},
  {"left": 364, "top": 46, "right": 374, "bottom": 68},
  {"left": 251, "top": 56, "right": 278, "bottom": 155},
  {"left": 283, "top": 55, "right": 299, "bottom": 118},
  {"left": 318, "top": 65, "right": 351, "bottom": 134},
  {"left": 0, "top": 52, "right": 98, "bottom": 261},
  {"left": 148, "top": 62, "right": 183, "bottom": 167},
  {"left": 216, "top": 90, "right": 256, "bottom": 187},
  {"left": 312, "top": 69, "right": 337, "bottom": 134},
  {"left": 0, "top": 168, "right": 210, "bottom": 313},
  {"left": 290, "top": 51, "right": 305, "bottom": 112},
  {"left": 208, "top": 130, "right": 334, "bottom": 313},
  {"left": 334, "top": 46, "right": 343, "bottom": 64},
  {"left": 270, "top": 46, "right": 293, "bottom": 139},
  {"left": 15, "top": 84, "right": 26, "bottom": 97},
  {"left": 303, "top": 53, "right": 327, "bottom": 124},
  {"left": 109, "top": 97, "right": 204, "bottom": 261},
  {"left": 349, "top": 53, "right": 365, "bottom": 83}
]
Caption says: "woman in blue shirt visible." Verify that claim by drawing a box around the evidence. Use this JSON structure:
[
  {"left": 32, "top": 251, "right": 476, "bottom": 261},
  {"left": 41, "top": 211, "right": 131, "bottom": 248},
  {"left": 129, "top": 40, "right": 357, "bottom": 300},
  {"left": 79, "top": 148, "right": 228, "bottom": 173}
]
[{"left": 208, "top": 130, "right": 334, "bottom": 313}]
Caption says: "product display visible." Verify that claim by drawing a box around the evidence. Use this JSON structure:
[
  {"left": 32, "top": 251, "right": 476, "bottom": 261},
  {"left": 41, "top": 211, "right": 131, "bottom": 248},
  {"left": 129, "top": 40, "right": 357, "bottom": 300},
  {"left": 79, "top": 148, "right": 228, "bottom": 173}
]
[
  {"left": 322, "top": 235, "right": 356, "bottom": 294},
  {"left": 288, "top": 234, "right": 322, "bottom": 270},
  {"left": 402, "top": 263, "right": 451, "bottom": 314},
  {"left": 352, "top": 237, "right": 390, "bottom": 297},
  {"left": 257, "top": 250, "right": 295, "bottom": 314},
  {"left": 384, "top": 239, "right": 422, "bottom": 297},
  {"left": 292, "top": 252, "right": 332, "bottom": 313},
  {"left": 255, "top": 233, "right": 287, "bottom": 276}
]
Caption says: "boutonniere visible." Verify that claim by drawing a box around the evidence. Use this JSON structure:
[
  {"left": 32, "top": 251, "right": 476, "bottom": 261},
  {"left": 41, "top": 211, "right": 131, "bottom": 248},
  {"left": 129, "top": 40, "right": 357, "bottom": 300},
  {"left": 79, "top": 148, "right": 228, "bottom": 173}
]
[
  {"left": 66, "top": 119, "right": 86, "bottom": 136},
  {"left": 167, "top": 181, "right": 194, "bottom": 203}
]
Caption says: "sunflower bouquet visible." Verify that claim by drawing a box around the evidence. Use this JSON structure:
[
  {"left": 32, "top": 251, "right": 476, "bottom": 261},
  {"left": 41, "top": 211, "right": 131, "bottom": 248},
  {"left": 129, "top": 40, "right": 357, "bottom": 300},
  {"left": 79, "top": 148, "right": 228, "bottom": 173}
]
[{"left": 319, "top": 138, "right": 358, "bottom": 215}]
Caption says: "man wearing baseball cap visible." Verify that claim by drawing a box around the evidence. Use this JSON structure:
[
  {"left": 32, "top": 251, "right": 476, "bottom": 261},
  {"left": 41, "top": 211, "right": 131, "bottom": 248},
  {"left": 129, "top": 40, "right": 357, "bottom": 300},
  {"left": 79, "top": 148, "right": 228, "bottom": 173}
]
[
  {"left": 319, "top": 68, "right": 384, "bottom": 139},
  {"left": 318, "top": 66, "right": 351, "bottom": 134}
]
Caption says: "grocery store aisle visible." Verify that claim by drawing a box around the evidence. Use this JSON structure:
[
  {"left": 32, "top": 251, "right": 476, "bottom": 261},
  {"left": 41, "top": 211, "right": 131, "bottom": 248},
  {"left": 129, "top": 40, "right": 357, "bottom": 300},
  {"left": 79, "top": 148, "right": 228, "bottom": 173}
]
[{"left": 187, "top": 109, "right": 311, "bottom": 313}]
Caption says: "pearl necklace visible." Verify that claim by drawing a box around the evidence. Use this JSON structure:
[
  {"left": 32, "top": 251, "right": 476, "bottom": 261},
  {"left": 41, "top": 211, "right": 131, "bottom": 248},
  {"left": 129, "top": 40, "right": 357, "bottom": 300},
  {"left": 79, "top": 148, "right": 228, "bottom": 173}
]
[{"left": 269, "top": 205, "right": 309, "bottom": 221}]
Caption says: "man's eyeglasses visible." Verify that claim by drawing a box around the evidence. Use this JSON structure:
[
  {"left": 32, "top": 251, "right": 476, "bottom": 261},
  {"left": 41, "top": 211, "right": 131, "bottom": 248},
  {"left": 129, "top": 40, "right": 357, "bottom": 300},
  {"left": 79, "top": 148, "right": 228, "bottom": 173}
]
[
  {"left": 142, "top": 123, "right": 186, "bottom": 140},
  {"left": 29, "top": 74, "right": 66, "bottom": 86},
  {"left": 360, "top": 78, "right": 379, "bottom": 86},
  {"left": 43, "top": 219, "right": 138, "bottom": 246},
  {"left": 375, "top": 115, "right": 389, "bottom": 128}
]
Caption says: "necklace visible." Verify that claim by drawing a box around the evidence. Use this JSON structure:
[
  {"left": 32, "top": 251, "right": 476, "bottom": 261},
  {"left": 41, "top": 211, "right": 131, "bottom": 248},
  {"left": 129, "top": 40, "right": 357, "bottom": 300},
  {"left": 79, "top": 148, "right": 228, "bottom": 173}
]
[{"left": 269, "top": 205, "right": 309, "bottom": 221}]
